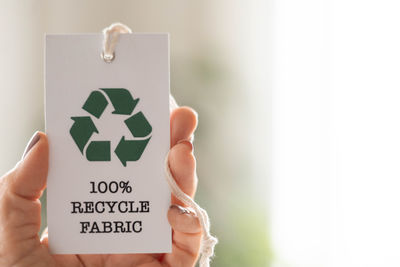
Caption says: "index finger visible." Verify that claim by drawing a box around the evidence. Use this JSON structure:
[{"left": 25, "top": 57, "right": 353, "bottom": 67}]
[{"left": 169, "top": 106, "right": 198, "bottom": 202}]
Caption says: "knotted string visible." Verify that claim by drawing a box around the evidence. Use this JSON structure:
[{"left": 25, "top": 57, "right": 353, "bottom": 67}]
[
  {"left": 102, "top": 23, "right": 218, "bottom": 266},
  {"left": 168, "top": 95, "right": 218, "bottom": 267},
  {"left": 165, "top": 152, "right": 218, "bottom": 267},
  {"left": 102, "top": 23, "right": 132, "bottom": 63}
]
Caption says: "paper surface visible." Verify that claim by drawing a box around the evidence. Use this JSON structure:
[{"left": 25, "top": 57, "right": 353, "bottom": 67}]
[{"left": 45, "top": 33, "right": 171, "bottom": 254}]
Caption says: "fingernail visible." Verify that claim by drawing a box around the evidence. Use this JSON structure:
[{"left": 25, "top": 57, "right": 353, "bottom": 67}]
[
  {"left": 170, "top": 204, "right": 195, "bottom": 215},
  {"left": 177, "top": 139, "right": 193, "bottom": 152},
  {"left": 22, "top": 131, "right": 40, "bottom": 159}
]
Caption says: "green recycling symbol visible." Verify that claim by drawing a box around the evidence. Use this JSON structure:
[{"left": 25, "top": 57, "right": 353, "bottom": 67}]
[{"left": 69, "top": 88, "right": 152, "bottom": 167}]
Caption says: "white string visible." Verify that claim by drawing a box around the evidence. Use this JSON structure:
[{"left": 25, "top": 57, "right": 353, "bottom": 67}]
[
  {"left": 166, "top": 93, "right": 218, "bottom": 266},
  {"left": 102, "top": 23, "right": 217, "bottom": 266},
  {"left": 169, "top": 95, "right": 218, "bottom": 266},
  {"left": 102, "top": 23, "right": 132, "bottom": 63},
  {"left": 165, "top": 152, "right": 218, "bottom": 267}
]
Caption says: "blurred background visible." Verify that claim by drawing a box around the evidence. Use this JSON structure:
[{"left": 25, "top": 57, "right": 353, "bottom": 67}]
[
  {"left": 0, "top": 1, "right": 270, "bottom": 266},
  {"left": 2, "top": 1, "right": 400, "bottom": 267}
]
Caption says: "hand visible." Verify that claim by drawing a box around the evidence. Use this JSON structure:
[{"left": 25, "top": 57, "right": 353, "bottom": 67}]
[{"left": 0, "top": 107, "right": 202, "bottom": 267}]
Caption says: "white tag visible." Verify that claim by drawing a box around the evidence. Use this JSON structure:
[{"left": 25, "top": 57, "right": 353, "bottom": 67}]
[{"left": 45, "top": 34, "right": 171, "bottom": 254}]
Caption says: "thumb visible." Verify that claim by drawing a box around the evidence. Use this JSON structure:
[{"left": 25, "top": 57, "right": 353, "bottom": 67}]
[
  {"left": 7, "top": 131, "right": 49, "bottom": 200},
  {"left": 0, "top": 131, "right": 52, "bottom": 267}
]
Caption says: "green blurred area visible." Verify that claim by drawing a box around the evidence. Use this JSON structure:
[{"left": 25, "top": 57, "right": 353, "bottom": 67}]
[{"left": 171, "top": 51, "right": 271, "bottom": 267}]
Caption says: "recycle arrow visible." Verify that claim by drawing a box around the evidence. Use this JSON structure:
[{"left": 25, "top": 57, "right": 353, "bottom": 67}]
[
  {"left": 70, "top": 88, "right": 152, "bottom": 166},
  {"left": 115, "top": 136, "right": 151, "bottom": 167},
  {"left": 124, "top": 111, "right": 152, "bottom": 137},
  {"left": 82, "top": 91, "right": 108, "bottom": 119},
  {"left": 70, "top": 116, "right": 98, "bottom": 153},
  {"left": 86, "top": 141, "right": 111, "bottom": 161},
  {"left": 100, "top": 88, "right": 139, "bottom": 115}
]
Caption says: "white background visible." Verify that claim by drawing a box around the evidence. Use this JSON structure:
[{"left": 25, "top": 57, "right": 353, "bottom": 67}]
[{"left": 267, "top": 1, "right": 400, "bottom": 266}]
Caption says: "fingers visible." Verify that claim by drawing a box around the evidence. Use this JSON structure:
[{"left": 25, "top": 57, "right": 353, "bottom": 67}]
[
  {"left": 170, "top": 106, "right": 198, "bottom": 147},
  {"left": 163, "top": 205, "right": 202, "bottom": 267},
  {"left": 164, "top": 106, "right": 202, "bottom": 266},
  {"left": 168, "top": 205, "right": 201, "bottom": 234},
  {"left": 0, "top": 132, "right": 48, "bottom": 233},
  {"left": 169, "top": 107, "right": 198, "bottom": 206},
  {"left": 6, "top": 131, "right": 49, "bottom": 200},
  {"left": 0, "top": 131, "right": 52, "bottom": 266},
  {"left": 169, "top": 141, "right": 197, "bottom": 206}
]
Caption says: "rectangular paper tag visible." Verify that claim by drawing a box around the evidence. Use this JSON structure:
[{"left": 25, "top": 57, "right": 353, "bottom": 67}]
[{"left": 45, "top": 33, "right": 171, "bottom": 254}]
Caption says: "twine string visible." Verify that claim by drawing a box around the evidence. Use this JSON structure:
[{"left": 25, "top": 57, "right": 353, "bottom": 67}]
[{"left": 102, "top": 23, "right": 217, "bottom": 267}]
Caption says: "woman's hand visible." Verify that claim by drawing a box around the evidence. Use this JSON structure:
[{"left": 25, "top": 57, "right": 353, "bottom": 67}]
[{"left": 0, "top": 107, "right": 202, "bottom": 267}]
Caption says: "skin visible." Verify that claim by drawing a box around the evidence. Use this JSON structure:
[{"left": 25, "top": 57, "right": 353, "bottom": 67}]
[{"left": 0, "top": 107, "right": 202, "bottom": 267}]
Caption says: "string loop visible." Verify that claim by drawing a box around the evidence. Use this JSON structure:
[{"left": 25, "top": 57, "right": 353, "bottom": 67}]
[
  {"left": 102, "top": 23, "right": 132, "bottom": 63},
  {"left": 101, "top": 23, "right": 218, "bottom": 266},
  {"left": 165, "top": 147, "right": 218, "bottom": 267},
  {"left": 168, "top": 96, "right": 217, "bottom": 267}
]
